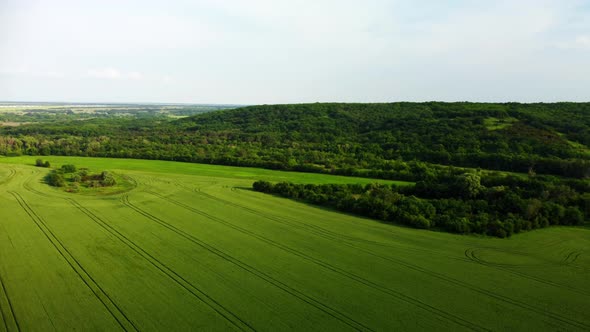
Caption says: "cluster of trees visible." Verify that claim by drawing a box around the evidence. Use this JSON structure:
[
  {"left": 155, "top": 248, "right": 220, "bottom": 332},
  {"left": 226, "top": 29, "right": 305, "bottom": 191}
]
[
  {"left": 1, "top": 102, "right": 589, "bottom": 179},
  {"left": 45, "top": 164, "right": 116, "bottom": 191},
  {"left": 6, "top": 102, "right": 587, "bottom": 235},
  {"left": 253, "top": 170, "right": 587, "bottom": 237},
  {"left": 35, "top": 158, "right": 51, "bottom": 168}
]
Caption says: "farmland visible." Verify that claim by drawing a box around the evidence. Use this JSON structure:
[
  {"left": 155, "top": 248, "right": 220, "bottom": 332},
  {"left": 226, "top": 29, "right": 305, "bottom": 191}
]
[{"left": 0, "top": 156, "right": 588, "bottom": 331}]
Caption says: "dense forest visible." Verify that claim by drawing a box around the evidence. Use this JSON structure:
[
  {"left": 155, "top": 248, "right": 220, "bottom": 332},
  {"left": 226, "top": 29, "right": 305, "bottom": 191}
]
[
  {"left": 253, "top": 167, "right": 589, "bottom": 237},
  {"left": 1, "top": 102, "right": 589, "bottom": 179},
  {"left": 2, "top": 102, "right": 589, "bottom": 235}
]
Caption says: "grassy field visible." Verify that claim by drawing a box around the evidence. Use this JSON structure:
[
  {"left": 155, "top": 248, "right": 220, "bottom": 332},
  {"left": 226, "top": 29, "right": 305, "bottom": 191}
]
[
  {"left": 483, "top": 117, "right": 518, "bottom": 131},
  {"left": 0, "top": 156, "right": 588, "bottom": 331}
]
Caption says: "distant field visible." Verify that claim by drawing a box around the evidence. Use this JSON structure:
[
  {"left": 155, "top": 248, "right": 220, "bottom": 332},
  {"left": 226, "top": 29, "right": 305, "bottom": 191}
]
[
  {"left": 0, "top": 103, "right": 238, "bottom": 122},
  {"left": 0, "top": 156, "right": 588, "bottom": 331}
]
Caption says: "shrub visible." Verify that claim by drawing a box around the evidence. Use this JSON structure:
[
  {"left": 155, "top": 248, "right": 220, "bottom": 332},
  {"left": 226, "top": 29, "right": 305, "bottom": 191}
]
[
  {"left": 445, "top": 217, "right": 471, "bottom": 234},
  {"left": 253, "top": 180, "right": 273, "bottom": 192},
  {"left": 100, "top": 171, "right": 116, "bottom": 186},
  {"left": 564, "top": 206, "right": 584, "bottom": 225},
  {"left": 61, "top": 164, "right": 77, "bottom": 173},
  {"left": 46, "top": 171, "right": 65, "bottom": 187},
  {"left": 409, "top": 215, "right": 431, "bottom": 229}
]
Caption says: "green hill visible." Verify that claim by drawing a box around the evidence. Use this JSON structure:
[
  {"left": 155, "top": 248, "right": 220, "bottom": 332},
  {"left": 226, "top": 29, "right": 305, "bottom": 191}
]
[
  {"left": 2, "top": 102, "right": 589, "bottom": 178},
  {"left": 177, "top": 102, "right": 590, "bottom": 178}
]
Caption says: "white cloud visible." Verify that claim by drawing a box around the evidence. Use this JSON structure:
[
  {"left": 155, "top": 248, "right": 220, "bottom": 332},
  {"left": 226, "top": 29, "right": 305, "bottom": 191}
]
[
  {"left": 0, "top": 66, "right": 65, "bottom": 78},
  {"left": 1, "top": 0, "right": 590, "bottom": 103},
  {"left": 576, "top": 35, "right": 590, "bottom": 48},
  {"left": 557, "top": 35, "right": 590, "bottom": 50},
  {"left": 87, "top": 68, "right": 143, "bottom": 80},
  {"left": 162, "top": 76, "right": 174, "bottom": 85}
]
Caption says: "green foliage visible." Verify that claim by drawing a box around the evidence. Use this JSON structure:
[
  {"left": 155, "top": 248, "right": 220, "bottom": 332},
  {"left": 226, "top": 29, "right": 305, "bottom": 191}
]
[
  {"left": 45, "top": 170, "right": 65, "bottom": 187},
  {"left": 455, "top": 172, "right": 482, "bottom": 198},
  {"left": 99, "top": 171, "right": 116, "bottom": 186},
  {"left": 61, "top": 164, "right": 77, "bottom": 173},
  {"left": 483, "top": 116, "right": 518, "bottom": 130},
  {"left": 564, "top": 206, "right": 584, "bottom": 225},
  {"left": 71, "top": 174, "right": 82, "bottom": 183},
  {"left": 43, "top": 164, "right": 118, "bottom": 192},
  {"left": 253, "top": 166, "right": 588, "bottom": 237},
  {"left": 1, "top": 102, "right": 590, "bottom": 179},
  {"left": 35, "top": 158, "right": 51, "bottom": 168}
]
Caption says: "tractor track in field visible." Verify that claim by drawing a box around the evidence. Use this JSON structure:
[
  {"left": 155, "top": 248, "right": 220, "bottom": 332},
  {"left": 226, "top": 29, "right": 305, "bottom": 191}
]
[
  {"left": 195, "top": 188, "right": 590, "bottom": 295},
  {"left": 0, "top": 167, "right": 16, "bottom": 187},
  {"left": 0, "top": 270, "right": 19, "bottom": 332},
  {"left": 465, "top": 248, "right": 568, "bottom": 268},
  {"left": 562, "top": 251, "right": 583, "bottom": 265},
  {"left": 464, "top": 248, "right": 590, "bottom": 297},
  {"left": 193, "top": 188, "right": 471, "bottom": 263},
  {"left": 120, "top": 194, "right": 373, "bottom": 332},
  {"left": 230, "top": 195, "right": 590, "bottom": 297},
  {"left": 22, "top": 176, "right": 47, "bottom": 197},
  {"left": 231, "top": 186, "right": 492, "bottom": 247},
  {"left": 21, "top": 168, "right": 63, "bottom": 199},
  {"left": 464, "top": 248, "right": 584, "bottom": 269},
  {"left": 69, "top": 199, "right": 255, "bottom": 332},
  {"left": 220, "top": 187, "right": 478, "bottom": 262},
  {"left": 191, "top": 189, "right": 590, "bottom": 330},
  {"left": 139, "top": 191, "right": 489, "bottom": 332},
  {"left": 232, "top": 187, "right": 590, "bottom": 293},
  {"left": 8, "top": 192, "right": 138, "bottom": 332},
  {"left": 18, "top": 173, "right": 252, "bottom": 331}
]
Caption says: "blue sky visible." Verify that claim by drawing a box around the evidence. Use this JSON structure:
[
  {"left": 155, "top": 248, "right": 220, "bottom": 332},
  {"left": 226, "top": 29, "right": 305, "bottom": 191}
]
[{"left": 0, "top": 0, "right": 589, "bottom": 104}]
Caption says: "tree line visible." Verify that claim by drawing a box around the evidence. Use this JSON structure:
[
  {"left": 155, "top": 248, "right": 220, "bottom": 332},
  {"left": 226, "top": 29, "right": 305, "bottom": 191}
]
[
  {"left": 253, "top": 169, "right": 588, "bottom": 237},
  {"left": 1, "top": 102, "right": 590, "bottom": 179}
]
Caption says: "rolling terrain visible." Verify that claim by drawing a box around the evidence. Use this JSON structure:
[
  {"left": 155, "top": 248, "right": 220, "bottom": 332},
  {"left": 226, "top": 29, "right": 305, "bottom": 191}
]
[
  {"left": 2, "top": 102, "right": 589, "bottom": 179},
  {"left": 0, "top": 156, "right": 588, "bottom": 331}
]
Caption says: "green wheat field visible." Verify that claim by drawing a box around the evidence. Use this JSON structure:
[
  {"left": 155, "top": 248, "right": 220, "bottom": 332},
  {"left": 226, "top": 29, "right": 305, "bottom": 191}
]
[{"left": 0, "top": 156, "right": 588, "bottom": 331}]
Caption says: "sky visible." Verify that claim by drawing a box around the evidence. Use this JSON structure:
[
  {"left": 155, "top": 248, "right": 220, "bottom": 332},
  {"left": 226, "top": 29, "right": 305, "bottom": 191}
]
[{"left": 0, "top": 0, "right": 589, "bottom": 104}]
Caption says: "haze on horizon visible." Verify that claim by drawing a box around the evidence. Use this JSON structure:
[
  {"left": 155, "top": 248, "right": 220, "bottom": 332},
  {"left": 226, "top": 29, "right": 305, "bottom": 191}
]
[{"left": 1, "top": 0, "right": 589, "bottom": 105}]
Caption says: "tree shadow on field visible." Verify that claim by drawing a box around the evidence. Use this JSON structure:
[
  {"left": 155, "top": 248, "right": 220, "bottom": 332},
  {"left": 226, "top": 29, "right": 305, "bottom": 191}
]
[
  {"left": 246, "top": 187, "right": 415, "bottom": 230},
  {"left": 233, "top": 186, "right": 253, "bottom": 191}
]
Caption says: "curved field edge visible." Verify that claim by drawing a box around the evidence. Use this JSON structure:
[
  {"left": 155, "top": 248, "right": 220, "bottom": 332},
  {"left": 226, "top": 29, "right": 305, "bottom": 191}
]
[
  {"left": 0, "top": 156, "right": 411, "bottom": 186},
  {"left": 0, "top": 158, "right": 588, "bottom": 331}
]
